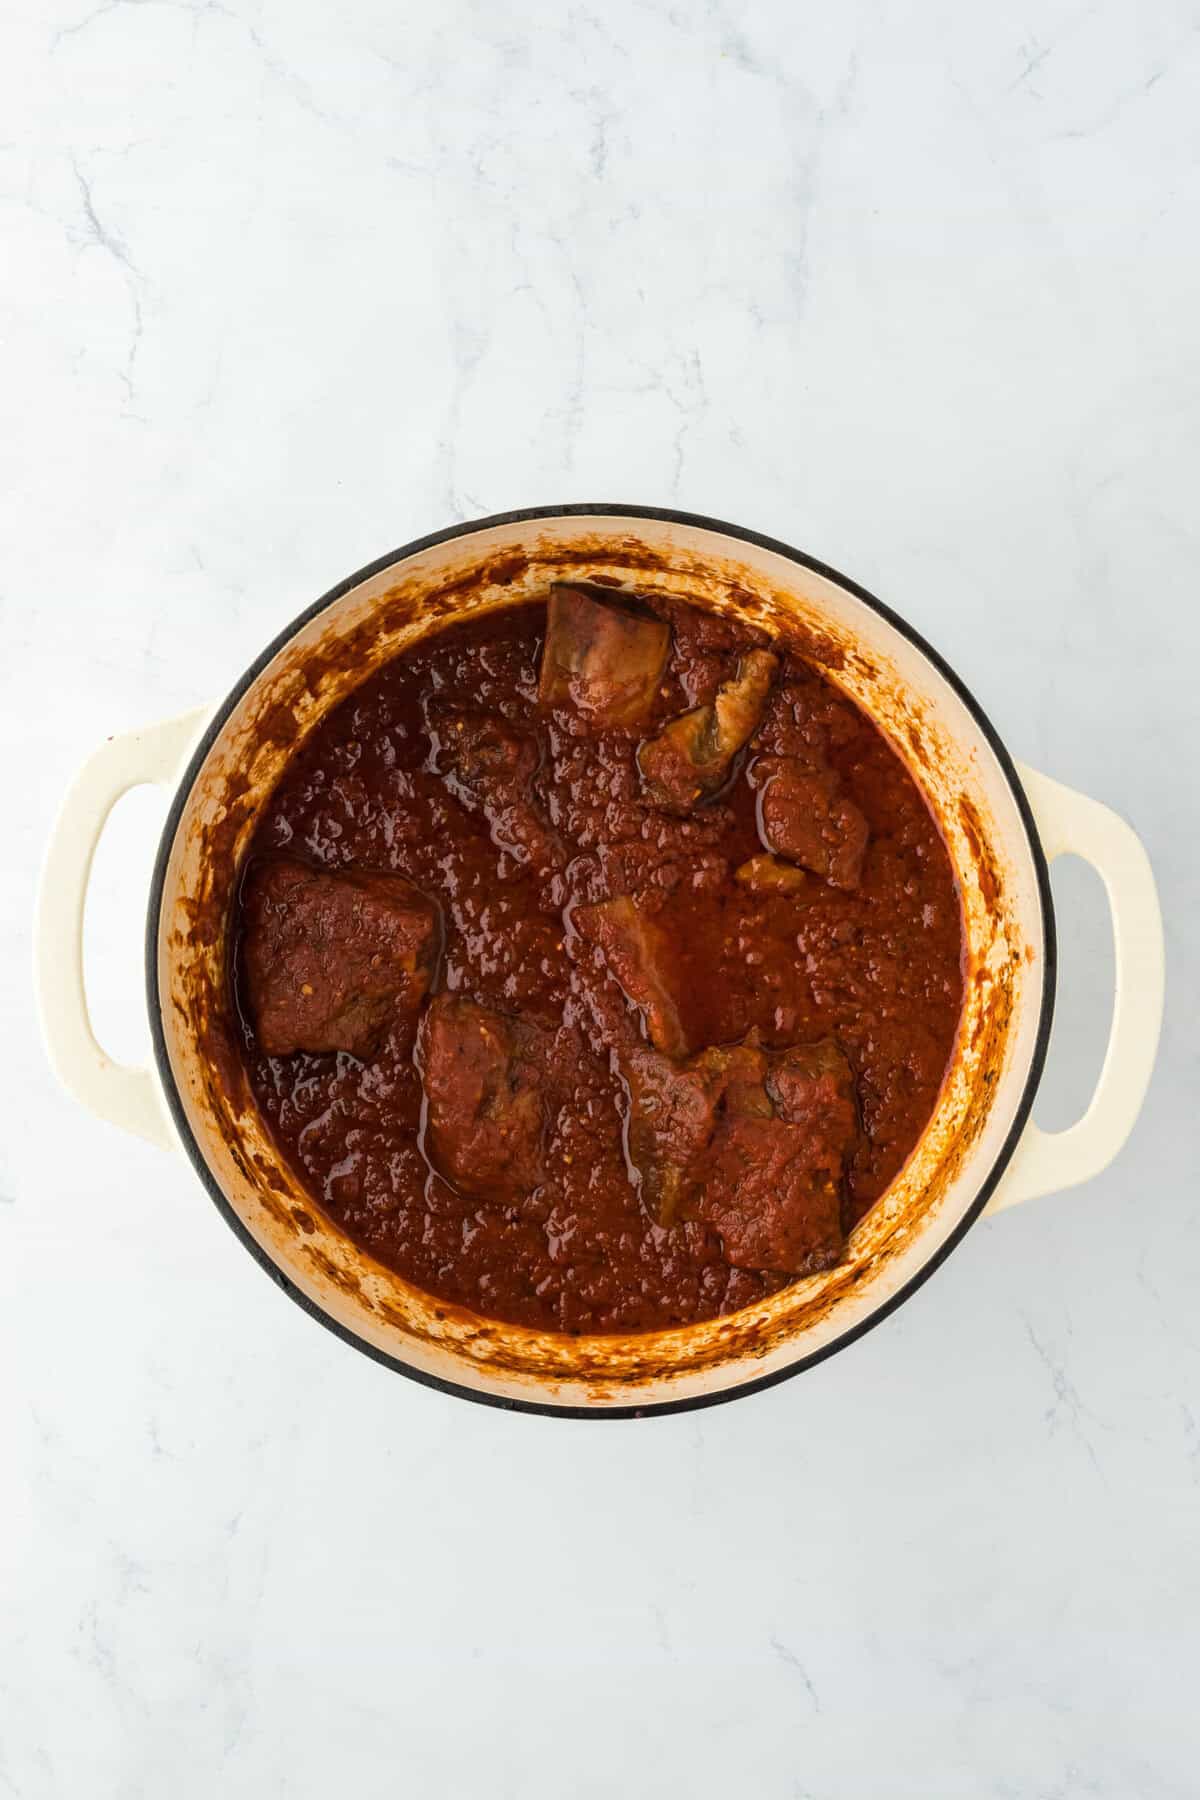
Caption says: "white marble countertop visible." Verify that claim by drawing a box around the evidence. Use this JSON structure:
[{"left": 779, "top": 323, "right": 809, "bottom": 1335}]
[{"left": 4, "top": 2, "right": 1198, "bottom": 1794}]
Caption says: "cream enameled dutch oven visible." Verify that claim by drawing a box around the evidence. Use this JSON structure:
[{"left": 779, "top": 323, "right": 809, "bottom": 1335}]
[{"left": 36, "top": 507, "right": 1165, "bottom": 1416}]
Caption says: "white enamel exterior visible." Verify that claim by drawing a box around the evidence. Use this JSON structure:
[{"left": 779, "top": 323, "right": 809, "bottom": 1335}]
[{"left": 35, "top": 512, "right": 1164, "bottom": 1412}]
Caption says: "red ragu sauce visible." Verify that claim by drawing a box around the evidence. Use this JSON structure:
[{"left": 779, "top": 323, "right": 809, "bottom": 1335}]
[{"left": 233, "top": 589, "right": 965, "bottom": 1334}]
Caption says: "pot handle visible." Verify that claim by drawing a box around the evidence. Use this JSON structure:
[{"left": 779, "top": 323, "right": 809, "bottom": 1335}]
[
  {"left": 985, "top": 762, "right": 1164, "bottom": 1214},
  {"left": 35, "top": 707, "right": 211, "bottom": 1150}
]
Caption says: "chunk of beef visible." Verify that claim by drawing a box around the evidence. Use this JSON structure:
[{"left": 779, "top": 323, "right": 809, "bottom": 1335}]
[
  {"left": 240, "top": 858, "right": 440, "bottom": 1058},
  {"left": 430, "top": 708, "right": 554, "bottom": 866},
  {"left": 538, "top": 583, "right": 670, "bottom": 727},
  {"left": 432, "top": 709, "right": 539, "bottom": 789},
  {"left": 570, "top": 895, "right": 689, "bottom": 1057},
  {"left": 419, "top": 996, "right": 546, "bottom": 1202},
  {"left": 638, "top": 648, "right": 778, "bottom": 811},
  {"left": 754, "top": 757, "right": 869, "bottom": 890},
  {"left": 698, "top": 1040, "right": 858, "bottom": 1274},
  {"left": 621, "top": 1044, "right": 727, "bottom": 1223},
  {"left": 621, "top": 1037, "right": 859, "bottom": 1274}
]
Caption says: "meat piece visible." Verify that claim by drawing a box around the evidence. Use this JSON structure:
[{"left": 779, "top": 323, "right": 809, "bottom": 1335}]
[
  {"left": 419, "top": 996, "right": 546, "bottom": 1202},
  {"left": 699, "top": 1040, "right": 858, "bottom": 1274},
  {"left": 621, "top": 1044, "right": 728, "bottom": 1223},
  {"left": 734, "top": 853, "right": 817, "bottom": 897},
  {"left": 638, "top": 648, "right": 778, "bottom": 810},
  {"left": 570, "top": 895, "right": 689, "bottom": 1057},
  {"left": 766, "top": 1040, "right": 859, "bottom": 1128},
  {"left": 538, "top": 583, "right": 670, "bottom": 727},
  {"left": 432, "top": 709, "right": 539, "bottom": 789},
  {"left": 430, "top": 708, "right": 554, "bottom": 866},
  {"left": 710, "top": 647, "right": 778, "bottom": 747},
  {"left": 240, "top": 858, "right": 440, "bottom": 1058},
  {"left": 754, "top": 757, "right": 869, "bottom": 889},
  {"left": 621, "top": 1037, "right": 859, "bottom": 1274}
]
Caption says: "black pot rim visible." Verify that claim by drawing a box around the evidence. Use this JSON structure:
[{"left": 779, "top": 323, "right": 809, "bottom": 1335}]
[{"left": 145, "top": 503, "right": 1057, "bottom": 1421}]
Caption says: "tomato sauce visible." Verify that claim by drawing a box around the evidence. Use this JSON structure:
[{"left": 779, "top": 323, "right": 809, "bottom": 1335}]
[{"left": 233, "top": 594, "right": 964, "bottom": 1333}]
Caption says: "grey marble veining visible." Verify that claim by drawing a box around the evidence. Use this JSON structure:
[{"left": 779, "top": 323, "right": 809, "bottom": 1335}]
[{"left": 2, "top": 1, "right": 1197, "bottom": 1795}]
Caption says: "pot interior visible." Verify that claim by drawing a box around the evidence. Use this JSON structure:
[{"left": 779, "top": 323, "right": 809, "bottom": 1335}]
[{"left": 153, "top": 512, "right": 1047, "bottom": 1411}]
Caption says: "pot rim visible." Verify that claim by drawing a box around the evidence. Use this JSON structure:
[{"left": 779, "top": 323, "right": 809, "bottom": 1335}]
[{"left": 145, "top": 503, "right": 1057, "bottom": 1419}]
